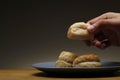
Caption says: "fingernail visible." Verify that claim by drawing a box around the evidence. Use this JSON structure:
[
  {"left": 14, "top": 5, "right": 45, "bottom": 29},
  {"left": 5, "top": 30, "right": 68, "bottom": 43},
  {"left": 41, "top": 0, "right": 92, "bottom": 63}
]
[{"left": 87, "top": 25, "right": 95, "bottom": 32}]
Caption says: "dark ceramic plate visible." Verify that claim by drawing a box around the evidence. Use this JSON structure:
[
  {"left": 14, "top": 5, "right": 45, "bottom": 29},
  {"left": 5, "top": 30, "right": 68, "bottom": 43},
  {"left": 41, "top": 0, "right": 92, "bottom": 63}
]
[{"left": 32, "top": 61, "right": 120, "bottom": 74}]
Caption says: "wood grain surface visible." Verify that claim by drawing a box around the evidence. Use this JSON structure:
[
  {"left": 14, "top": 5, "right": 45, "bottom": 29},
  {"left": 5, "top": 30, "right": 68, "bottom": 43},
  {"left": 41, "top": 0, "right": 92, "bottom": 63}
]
[{"left": 0, "top": 69, "right": 120, "bottom": 80}]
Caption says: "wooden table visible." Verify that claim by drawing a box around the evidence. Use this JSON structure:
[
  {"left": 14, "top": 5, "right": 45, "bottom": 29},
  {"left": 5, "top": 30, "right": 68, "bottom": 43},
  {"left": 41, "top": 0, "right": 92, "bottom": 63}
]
[{"left": 0, "top": 69, "right": 120, "bottom": 80}]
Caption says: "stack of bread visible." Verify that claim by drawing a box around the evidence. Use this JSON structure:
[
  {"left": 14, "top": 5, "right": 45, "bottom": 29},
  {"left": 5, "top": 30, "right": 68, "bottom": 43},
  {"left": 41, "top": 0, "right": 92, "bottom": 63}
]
[{"left": 56, "top": 51, "right": 102, "bottom": 68}]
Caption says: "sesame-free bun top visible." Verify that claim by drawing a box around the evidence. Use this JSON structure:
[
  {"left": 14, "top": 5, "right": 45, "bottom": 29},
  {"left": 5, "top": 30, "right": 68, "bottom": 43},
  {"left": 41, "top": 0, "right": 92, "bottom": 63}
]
[
  {"left": 67, "top": 22, "right": 92, "bottom": 40},
  {"left": 73, "top": 53, "right": 100, "bottom": 66},
  {"left": 58, "top": 51, "right": 78, "bottom": 63},
  {"left": 55, "top": 51, "right": 78, "bottom": 67}
]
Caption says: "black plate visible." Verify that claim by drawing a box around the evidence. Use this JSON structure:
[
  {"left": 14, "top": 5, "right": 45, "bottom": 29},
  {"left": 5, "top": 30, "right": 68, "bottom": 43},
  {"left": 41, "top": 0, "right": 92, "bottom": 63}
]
[{"left": 32, "top": 61, "right": 120, "bottom": 74}]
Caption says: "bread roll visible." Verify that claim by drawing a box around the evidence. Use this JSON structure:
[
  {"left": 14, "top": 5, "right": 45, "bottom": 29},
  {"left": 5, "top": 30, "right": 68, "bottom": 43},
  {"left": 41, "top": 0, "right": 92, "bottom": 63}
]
[
  {"left": 73, "top": 54, "right": 101, "bottom": 67},
  {"left": 67, "top": 22, "right": 92, "bottom": 40},
  {"left": 58, "top": 51, "right": 78, "bottom": 63},
  {"left": 55, "top": 60, "right": 72, "bottom": 67},
  {"left": 74, "top": 62, "right": 102, "bottom": 67},
  {"left": 56, "top": 51, "right": 102, "bottom": 68},
  {"left": 55, "top": 51, "right": 78, "bottom": 67}
]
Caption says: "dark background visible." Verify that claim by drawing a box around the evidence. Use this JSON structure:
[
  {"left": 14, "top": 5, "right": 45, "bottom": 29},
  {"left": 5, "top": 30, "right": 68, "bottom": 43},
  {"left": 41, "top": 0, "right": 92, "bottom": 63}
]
[{"left": 1, "top": 0, "right": 120, "bottom": 68}]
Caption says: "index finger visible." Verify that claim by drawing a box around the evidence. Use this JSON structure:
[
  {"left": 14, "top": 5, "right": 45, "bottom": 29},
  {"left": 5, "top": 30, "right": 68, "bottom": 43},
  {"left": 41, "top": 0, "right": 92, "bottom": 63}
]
[{"left": 88, "top": 15, "right": 107, "bottom": 25}]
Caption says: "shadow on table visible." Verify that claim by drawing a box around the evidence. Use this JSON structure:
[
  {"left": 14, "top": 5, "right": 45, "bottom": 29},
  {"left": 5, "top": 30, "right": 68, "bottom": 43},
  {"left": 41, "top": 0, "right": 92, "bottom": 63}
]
[{"left": 32, "top": 71, "right": 120, "bottom": 78}]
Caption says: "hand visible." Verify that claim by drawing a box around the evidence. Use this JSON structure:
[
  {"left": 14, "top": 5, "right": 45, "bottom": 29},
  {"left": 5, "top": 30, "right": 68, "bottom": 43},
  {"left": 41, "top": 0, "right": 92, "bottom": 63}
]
[{"left": 85, "top": 12, "right": 120, "bottom": 49}]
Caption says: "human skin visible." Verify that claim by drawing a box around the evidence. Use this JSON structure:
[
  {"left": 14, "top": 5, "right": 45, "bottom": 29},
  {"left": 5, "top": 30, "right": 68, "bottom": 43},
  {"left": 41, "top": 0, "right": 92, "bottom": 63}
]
[{"left": 85, "top": 12, "right": 120, "bottom": 49}]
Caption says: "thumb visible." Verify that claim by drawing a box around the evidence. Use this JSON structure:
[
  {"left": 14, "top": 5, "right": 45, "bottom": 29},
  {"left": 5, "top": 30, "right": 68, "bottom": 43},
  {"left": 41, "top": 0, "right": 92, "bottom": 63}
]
[{"left": 87, "top": 19, "right": 110, "bottom": 33}]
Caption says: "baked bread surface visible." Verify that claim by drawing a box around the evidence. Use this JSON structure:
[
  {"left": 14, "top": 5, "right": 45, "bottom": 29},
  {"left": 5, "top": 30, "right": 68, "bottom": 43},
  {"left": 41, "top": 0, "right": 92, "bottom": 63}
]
[
  {"left": 73, "top": 54, "right": 101, "bottom": 67},
  {"left": 55, "top": 51, "right": 78, "bottom": 67},
  {"left": 67, "top": 22, "right": 91, "bottom": 40}
]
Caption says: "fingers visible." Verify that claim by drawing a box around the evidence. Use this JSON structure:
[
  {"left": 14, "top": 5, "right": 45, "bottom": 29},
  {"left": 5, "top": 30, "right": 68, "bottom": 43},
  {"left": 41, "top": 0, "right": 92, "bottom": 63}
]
[
  {"left": 87, "top": 19, "right": 111, "bottom": 33},
  {"left": 84, "top": 39, "right": 109, "bottom": 49},
  {"left": 85, "top": 12, "right": 118, "bottom": 49},
  {"left": 87, "top": 19, "right": 111, "bottom": 49},
  {"left": 88, "top": 14, "right": 107, "bottom": 25},
  {"left": 88, "top": 16, "right": 103, "bottom": 25},
  {"left": 87, "top": 12, "right": 115, "bottom": 25},
  {"left": 87, "top": 20, "right": 105, "bottom": 33},
  {"left": 93, "top": 39, "right": 111, "bottom": 49},
  {"left": 84, "top": 39, "right": 110, "bottom": 49}
]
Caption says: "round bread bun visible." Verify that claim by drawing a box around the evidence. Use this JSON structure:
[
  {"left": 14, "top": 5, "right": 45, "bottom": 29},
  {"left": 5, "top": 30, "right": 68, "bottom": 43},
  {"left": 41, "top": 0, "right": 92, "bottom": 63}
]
[
  {"left": 73, "top": 54, "right": 101, "bottom": 67},
  {"left": 55, "top": 60, "right": 72, "bottom": 67},
  {"left": 58, "top": 51, "right": 78, "bottom": 63},
  {"left": 67, "top": 22, "right": 92, "bottom": 40},
  {"left": 55, "top": 51, "right": 78, "bottom": 67},
  {"left": 73, "top": 62, "right": 102, "bottom": 67}
]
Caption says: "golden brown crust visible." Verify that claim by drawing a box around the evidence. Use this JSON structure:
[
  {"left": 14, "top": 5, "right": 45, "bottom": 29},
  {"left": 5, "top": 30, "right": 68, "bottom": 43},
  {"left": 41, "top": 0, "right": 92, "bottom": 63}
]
[
  {"left": 56, "top": 51, "right": 102, "bottom": 68},
  {"left": 55, "top": 51, "right": 78, "bottom": 68},
  {"left": 58, "top": 51, "right": 78, "bottom": 63},
  {"left": 55, "top": 60, "right": 72, "bottom": 67},
  {"left": 73, "top": 54, "right": 100, "bottom": 66},
  {"left": 73, "top": 62, "right": 102, "bottom": 67},
  {"left": 67, "top": 22, "right": 91, "bottom": 40}
]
